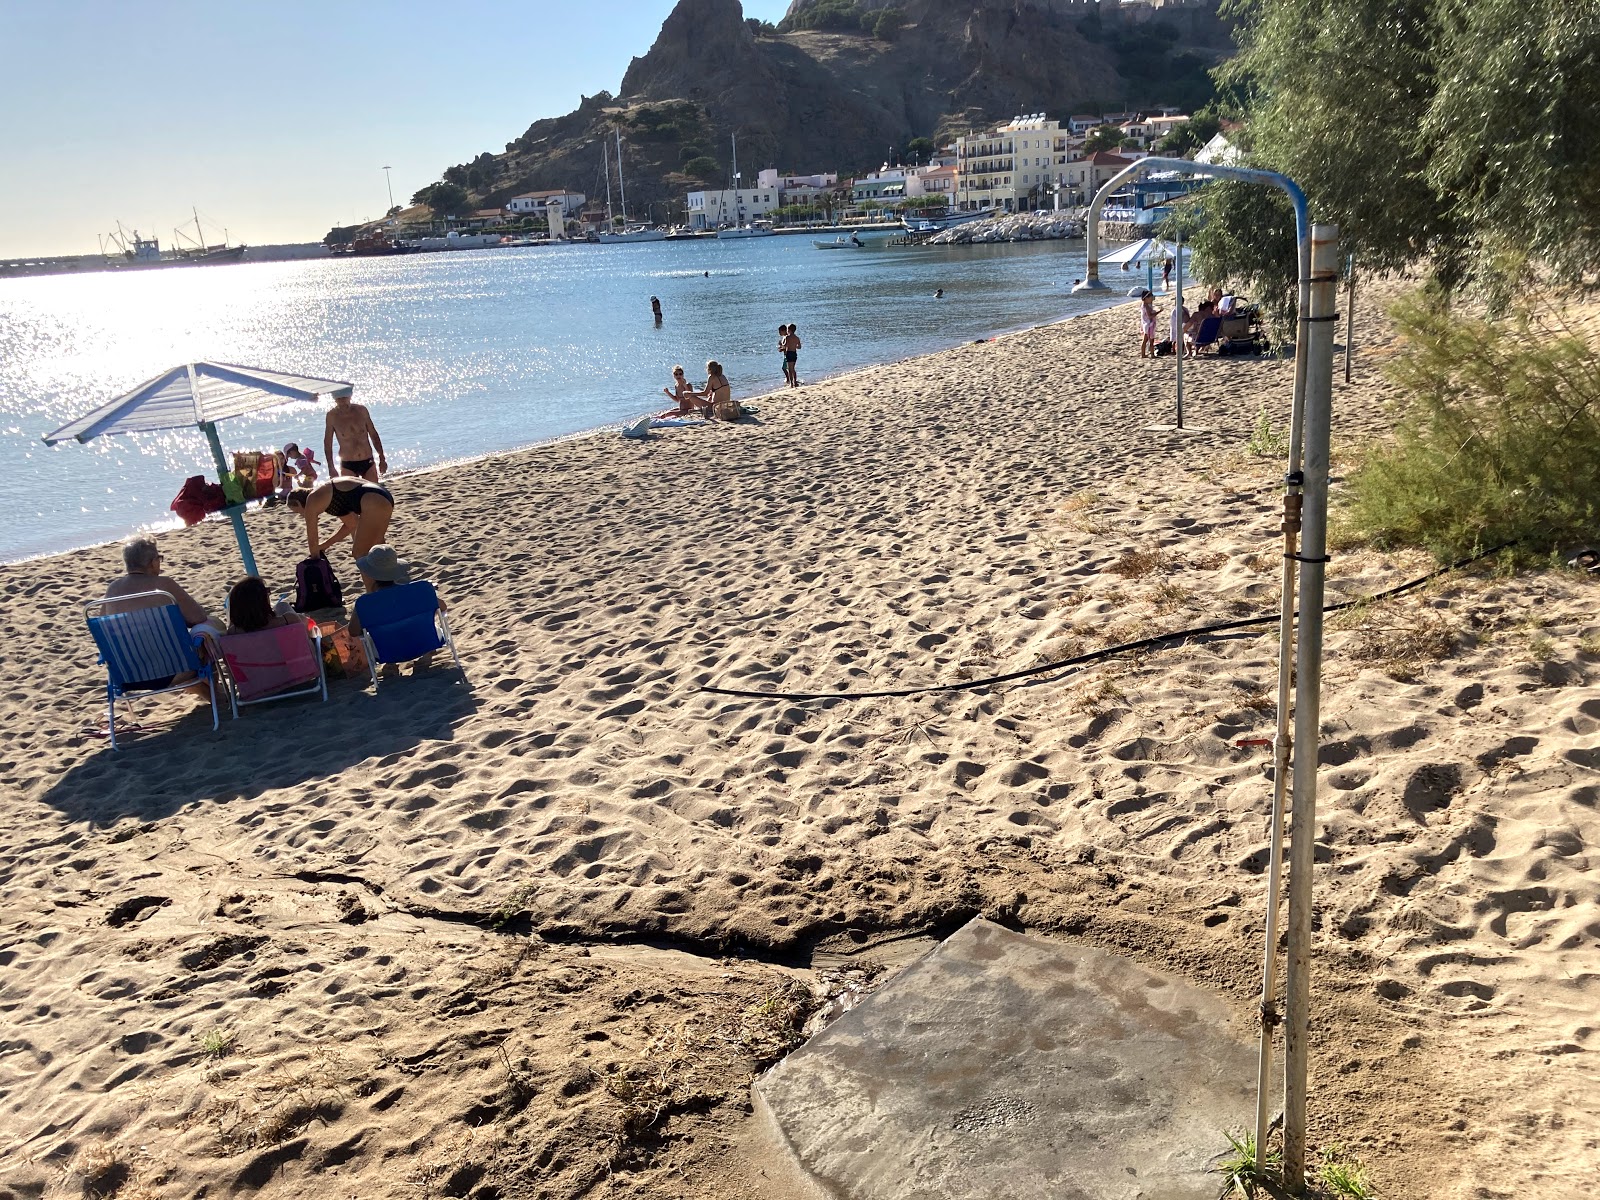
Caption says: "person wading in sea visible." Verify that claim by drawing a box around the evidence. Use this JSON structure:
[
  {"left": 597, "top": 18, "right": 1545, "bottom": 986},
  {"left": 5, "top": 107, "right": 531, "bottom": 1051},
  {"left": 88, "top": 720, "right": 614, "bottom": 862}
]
[{"left": 323, "top": 390, "right": 387, "bottom": 482}]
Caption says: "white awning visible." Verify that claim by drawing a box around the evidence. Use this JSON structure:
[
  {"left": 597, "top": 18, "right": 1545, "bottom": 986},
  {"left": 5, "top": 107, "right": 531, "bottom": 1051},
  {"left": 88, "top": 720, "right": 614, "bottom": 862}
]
[
  {"left": 42, "top": 362, "right": 353, "bottom": 445},
  {"left": 1100, "top": 238, "right": 1190, "bottom": 269}
]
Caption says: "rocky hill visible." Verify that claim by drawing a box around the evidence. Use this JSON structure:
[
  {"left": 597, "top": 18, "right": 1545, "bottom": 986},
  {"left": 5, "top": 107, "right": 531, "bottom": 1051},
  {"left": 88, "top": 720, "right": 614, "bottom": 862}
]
[{"left": 430, "top": 0, "right": 1232, "bottom": 220}]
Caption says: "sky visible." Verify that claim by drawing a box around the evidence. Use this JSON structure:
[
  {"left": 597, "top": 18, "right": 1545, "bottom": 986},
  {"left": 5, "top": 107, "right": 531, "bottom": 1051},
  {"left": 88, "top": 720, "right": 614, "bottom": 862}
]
[{"left": 0, "top": 0, "right": 792, "bottom": 259}]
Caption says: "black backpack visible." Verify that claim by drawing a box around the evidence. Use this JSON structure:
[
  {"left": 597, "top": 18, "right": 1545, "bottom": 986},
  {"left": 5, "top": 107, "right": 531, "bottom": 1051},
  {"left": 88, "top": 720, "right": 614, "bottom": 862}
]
[{"left": 293, "top": 553, "right": 344, "bottom": 612}]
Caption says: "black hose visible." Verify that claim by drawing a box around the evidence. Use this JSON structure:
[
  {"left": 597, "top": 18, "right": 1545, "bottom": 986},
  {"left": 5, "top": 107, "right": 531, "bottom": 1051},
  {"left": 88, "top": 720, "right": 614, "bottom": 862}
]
[{"left": 700, "top": 543, "right": 1511, "bottom": 703}]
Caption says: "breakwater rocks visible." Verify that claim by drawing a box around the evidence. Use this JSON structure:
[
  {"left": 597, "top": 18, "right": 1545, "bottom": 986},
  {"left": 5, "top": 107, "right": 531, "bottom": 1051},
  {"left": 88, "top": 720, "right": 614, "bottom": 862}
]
[{"left": 926, "top": 212, "right": 1085, "bottom": 244}]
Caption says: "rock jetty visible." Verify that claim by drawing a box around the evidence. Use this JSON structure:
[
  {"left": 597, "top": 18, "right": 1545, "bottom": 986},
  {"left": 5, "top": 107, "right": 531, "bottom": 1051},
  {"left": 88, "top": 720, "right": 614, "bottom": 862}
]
[{"left": 925, "top": 211, "right": 1085, "bottom": 244}]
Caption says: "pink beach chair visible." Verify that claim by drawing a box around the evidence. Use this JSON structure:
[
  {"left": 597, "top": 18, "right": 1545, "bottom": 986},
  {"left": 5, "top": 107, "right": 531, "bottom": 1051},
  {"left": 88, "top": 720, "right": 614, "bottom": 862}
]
[{"left": 215, "top": 622, "right": 328, "bottom": 718}]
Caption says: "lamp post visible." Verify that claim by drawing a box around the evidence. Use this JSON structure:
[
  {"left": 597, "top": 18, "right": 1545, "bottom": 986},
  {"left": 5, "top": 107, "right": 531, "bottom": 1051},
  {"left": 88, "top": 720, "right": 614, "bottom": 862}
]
[{"left": 383, "top": 166, "right": 394, "bottom": 213}]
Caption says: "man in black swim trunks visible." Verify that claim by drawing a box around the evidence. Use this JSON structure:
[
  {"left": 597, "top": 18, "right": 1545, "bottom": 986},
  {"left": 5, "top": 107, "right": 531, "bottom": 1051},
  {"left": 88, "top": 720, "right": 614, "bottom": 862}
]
[
  {"left": 323, "top": 389, "right": 387, "bottom": 482},
  {"left": 782, "top": 324, "right": 802, "bottom": 388}
]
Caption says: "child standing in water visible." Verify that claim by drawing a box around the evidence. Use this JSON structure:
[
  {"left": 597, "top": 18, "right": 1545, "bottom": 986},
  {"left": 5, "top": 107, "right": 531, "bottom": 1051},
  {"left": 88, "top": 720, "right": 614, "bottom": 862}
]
[{"left": 1139, "top": 291, "right": 1160, "bottom": 358}]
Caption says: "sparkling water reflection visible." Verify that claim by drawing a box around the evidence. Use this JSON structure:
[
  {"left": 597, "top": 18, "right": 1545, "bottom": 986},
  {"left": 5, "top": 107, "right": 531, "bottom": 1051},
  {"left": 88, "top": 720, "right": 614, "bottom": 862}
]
[{"left": 0, "top": 236, "right": 1117, "bottom": 561}]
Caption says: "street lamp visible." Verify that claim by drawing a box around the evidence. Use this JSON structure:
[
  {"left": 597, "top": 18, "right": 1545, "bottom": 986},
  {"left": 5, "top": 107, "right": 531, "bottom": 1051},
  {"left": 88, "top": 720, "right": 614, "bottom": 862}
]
[{"left": 383, "top": 166, "right": 394, "bottom": 213}]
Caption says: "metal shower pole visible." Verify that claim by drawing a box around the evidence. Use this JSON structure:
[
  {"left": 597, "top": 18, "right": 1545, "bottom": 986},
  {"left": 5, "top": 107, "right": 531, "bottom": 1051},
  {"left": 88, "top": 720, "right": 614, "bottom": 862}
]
[{"left": 1077, "top": 160, "right": 1328, "bottom": 1189}]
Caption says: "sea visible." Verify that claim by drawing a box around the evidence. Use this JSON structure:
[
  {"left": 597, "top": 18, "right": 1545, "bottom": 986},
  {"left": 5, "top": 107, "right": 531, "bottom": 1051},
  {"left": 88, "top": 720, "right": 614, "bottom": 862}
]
[{"left": 0, "top": 234, "right": 1133, "bottom": 563}]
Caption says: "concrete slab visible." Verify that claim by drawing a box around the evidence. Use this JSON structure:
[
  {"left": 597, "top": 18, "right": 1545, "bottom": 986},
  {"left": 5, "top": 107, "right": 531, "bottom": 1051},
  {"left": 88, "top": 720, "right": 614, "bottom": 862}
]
[{"left": 756, "top": 918, "right": 1256, "bottom": 1200}]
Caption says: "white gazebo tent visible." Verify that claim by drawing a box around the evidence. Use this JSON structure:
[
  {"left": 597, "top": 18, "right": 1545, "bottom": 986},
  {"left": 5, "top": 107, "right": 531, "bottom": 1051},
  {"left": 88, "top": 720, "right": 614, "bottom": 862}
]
[{"left": 42, "top": 362, "right": 353, "bottom": 575}]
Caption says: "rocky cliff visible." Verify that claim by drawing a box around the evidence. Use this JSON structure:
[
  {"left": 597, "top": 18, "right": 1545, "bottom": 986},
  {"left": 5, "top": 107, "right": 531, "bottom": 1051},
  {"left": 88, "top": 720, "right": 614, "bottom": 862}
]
[{"left": 438, "top": 0, "right": 1231, "bottom": 220}]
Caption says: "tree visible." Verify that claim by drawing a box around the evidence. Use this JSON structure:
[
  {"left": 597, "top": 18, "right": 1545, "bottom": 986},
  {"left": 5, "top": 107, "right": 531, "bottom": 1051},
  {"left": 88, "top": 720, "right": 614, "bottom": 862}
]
[
  {"left": 682, "top": 156, "right": 719, "bottom": 180},
  {"left": 411, "top": 182, "right": 470, "bottom": 215},
  {"left": 905, "top": 136, "right": 935, "bottom": 163},
  {"left": 1201, "top": 0, "right": 1600, "bottom": 301},
  {"left": 872, "top": 8, "right": 904, "bottom": 40},
  {"left": 1153, "top": 107, "right": 1224, "bottom": 157},
  {"left": 1082, "top": 124, "right": 1124, "bottom": 153}
]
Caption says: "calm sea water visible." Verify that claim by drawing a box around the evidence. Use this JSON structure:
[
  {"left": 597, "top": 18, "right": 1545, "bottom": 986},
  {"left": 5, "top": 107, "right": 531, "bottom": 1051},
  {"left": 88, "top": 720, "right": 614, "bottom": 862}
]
[{"left": 0, "top": 235, "right": 1119, "bottom": 562}]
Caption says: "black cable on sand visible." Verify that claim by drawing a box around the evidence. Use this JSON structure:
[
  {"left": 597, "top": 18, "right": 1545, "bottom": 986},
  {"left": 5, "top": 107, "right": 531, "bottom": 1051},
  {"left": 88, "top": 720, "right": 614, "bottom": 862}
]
[{"left": 700, "top": 545, "right": 1509, "bottom": 703}]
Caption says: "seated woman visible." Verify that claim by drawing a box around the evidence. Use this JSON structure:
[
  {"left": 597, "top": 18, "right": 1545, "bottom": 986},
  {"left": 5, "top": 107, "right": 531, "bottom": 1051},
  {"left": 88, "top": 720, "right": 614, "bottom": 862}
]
[
  {"left": 657, "top": 365, "right": 707, "bottom": 418},
  {"left": 225, "top": 575, "right": 298, "bottom": 634},
  {"left": 696, "top": 360, "right": 742, "bottom": 422},
  {"left": 348, "top": 544, "right": 448, "bottom": 671},
  {"left": 286, "top": 478, "right": 395, "bottom": 591}
]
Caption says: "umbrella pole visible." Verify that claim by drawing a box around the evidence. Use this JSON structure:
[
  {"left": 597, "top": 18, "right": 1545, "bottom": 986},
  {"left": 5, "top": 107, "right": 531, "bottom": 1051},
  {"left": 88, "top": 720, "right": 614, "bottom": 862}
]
[{"left": 201, "top": 422, "right": 259, "bottom": 577}]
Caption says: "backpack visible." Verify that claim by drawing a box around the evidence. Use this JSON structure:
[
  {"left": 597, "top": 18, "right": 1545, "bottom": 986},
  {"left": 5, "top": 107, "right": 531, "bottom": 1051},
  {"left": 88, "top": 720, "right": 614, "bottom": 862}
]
[{"left": 293, "top": 554, "right": 344, "bottom": 613}]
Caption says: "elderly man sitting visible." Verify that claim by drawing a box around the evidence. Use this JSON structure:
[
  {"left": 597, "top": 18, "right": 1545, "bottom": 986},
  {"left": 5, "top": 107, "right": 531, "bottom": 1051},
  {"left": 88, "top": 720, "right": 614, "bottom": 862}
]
[{"left": 102, "top": 535, "right": 219, "bottom": 691}]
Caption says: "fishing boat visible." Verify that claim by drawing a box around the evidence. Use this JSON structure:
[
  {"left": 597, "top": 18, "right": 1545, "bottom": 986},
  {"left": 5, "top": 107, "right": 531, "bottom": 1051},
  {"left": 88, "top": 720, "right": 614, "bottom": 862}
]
[
  {"left": 596, "top": 128, "right": 666, "bottom": 243},
  {"left": 814, "top": 234, "right": 867, "bottom": 249},
  {"left": 172, "top": 209, "right": 247, "bottom": 262}
]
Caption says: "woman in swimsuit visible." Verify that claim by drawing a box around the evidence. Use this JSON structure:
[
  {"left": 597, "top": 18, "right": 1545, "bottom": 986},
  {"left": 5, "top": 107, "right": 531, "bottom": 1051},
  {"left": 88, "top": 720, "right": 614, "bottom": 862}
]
[
  {"left": 658, "top": 365, "right": 706, "bottom": 418},
  {"left": 286, "top": 479, "right": 395, "bottom": 591},
  {"left": 696, "top": 360, "right": 740, "bottom": 421}
]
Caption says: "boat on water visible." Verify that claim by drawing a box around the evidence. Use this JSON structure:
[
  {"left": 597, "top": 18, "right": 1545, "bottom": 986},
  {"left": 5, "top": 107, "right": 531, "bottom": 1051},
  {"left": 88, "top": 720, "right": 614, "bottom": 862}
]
[
  {"left": 171, "top": 208, "right": 246, "bottom": 262},
  {"left": 332, "top": 231, "right": 416, "bottom": 256},
  {"left": 101, "top": 218, "right": 245, "bottom": 268},
  {"left": 814, "top": 234, "right": 867, "bottom": 249},
  {"left": 901, "top": 208, "right": 995, "bottom": 234},
  {"left": 717, "top": 221, "right": 776, "bottom": 240},
  {"left": 599, "top": 225, "right": 667, "bottom": 244},
  {"left": 596, "top": 128, "right": 667, "bottom": 244}
]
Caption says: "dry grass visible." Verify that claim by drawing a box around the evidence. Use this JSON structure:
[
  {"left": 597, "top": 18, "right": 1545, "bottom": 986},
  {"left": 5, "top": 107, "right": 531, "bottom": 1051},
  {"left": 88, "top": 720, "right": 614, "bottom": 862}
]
[
  {"left": 1150, "top": 580, "right": 1192, "bottom": 614},
  {"left": 1069, "top": 674, "right": 1128, "bottom": 717},
  {"left": 1336, "top": 600, "right": 1458, "bottom": 681},
  {"left": 1108, "top": 546, "right": 1171, "bottom": 579}
]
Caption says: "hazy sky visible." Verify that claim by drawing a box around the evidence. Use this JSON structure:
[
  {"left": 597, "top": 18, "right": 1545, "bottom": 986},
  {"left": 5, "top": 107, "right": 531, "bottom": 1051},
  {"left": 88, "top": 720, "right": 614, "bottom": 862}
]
[{"left": 0, "top": 0, "right": 791, "bottom": 258}]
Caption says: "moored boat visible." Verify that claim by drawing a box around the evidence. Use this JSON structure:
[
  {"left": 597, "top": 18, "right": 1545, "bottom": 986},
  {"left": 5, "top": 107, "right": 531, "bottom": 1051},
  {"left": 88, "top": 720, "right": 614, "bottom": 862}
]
[
  {"left": 814, "top": 234, "right": 867, "bottom": 249},
  {"left": 717, "top": 220, "right": 776, "bottom": 240}
]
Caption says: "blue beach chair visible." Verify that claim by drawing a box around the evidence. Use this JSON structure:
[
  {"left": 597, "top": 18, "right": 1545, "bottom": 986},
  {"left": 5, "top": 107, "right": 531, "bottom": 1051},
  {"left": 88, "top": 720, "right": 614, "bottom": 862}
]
[
  {"left": 85, "top": 592, "right": 220, "bottom": 749},
  {"left": 1188, "top": 315, "right": 1224, "bottom": 355},
  {"left": 352, "top": 581, "right": 464, "bottom": 689}
]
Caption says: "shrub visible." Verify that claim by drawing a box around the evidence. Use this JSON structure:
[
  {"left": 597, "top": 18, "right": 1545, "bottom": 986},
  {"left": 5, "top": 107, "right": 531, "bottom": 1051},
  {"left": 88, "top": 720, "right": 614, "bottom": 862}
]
[
  {"left": 682, "top": 156, "right": 720, "bottom": 180},
  {"left": 873, "top": 8, "right": 904, "bottom": 39},
  {"left": 1343, "top": 288, "right": 1600, "bottom": 562}
]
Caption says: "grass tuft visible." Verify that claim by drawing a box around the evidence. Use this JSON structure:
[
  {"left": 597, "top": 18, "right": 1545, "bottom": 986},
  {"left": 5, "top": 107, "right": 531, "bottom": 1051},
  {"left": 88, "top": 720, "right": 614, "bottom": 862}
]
[
  {"left": 1214, "top": 1129, "right": 1282, "bottom": 1197},
  {"left": 1319, "top": 1144, "right": 1377, "bottom": 1199},
  {"left": 200, "top": 1029, "right": 236, "bottom": 1059},
  {"left": 1247, "top": 406, "right": 1290, "bottom": 458},
  {"left": 1108, "top": 546, "right": 1171, "bottom": 579}
]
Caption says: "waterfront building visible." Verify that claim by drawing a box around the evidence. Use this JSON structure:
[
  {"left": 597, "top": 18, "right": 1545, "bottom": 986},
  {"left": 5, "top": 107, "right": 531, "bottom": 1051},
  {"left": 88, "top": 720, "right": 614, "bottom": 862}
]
[
  {"left": 686, "top": 186, "right": 780, "bottom": 230},
  {"left": 955, "top": 114, "right": 1066, "bottom": 212},
  {"left": 506, "top": 189, "right": 586, "bottom": 217}
]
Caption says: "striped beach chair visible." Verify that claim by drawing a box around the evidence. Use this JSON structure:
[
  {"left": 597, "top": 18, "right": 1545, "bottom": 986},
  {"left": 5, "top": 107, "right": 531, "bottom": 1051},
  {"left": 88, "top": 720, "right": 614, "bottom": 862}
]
[{"left": 85, "top": 591, "right": 219, "bottom": 749}]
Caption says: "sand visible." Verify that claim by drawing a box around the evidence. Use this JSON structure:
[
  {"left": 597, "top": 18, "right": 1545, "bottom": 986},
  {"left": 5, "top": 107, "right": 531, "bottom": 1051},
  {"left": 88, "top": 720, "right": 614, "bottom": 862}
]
[{"left": 1, "top": 282, "right": 1596, "bottom": 1200}]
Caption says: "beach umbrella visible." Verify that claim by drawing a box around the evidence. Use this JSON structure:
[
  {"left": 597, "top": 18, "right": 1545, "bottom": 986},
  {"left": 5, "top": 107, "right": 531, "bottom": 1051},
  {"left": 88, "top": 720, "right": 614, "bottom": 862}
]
[
  {"left": 42, "top": 362, "right": 353, "bottom": 575},
  {"left": 1102, "top": 237, "right": 1190, "bottom": 294}
]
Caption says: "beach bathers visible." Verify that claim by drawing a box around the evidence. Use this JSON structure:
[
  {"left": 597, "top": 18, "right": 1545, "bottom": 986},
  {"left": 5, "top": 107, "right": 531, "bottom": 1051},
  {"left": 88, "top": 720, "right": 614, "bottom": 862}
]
[
  {"left": 325, "top": 481, "right": 393, "bottom": 519},
  {"left": 341, "top": 458, "right": 375, "bottom": 477}
]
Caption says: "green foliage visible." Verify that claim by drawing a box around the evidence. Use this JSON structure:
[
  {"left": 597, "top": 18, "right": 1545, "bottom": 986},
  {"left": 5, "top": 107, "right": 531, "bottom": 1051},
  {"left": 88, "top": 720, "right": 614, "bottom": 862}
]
[
  {"left": 1213, "top": 1129, "right": 1281, "bottom": 1198},
  {"left": 1181, "top": 180, "right": 1298, "bottom": 330},
  {"left": 1154, "top": 104, "right": 1224, "bottom": 156},
  {"left": 904, "top": 136, "right": 935, "bottom": 162},
  {"left": 1344, "top": 289, "right": 1600, "bottom": 563},
  {"left": 410, "top": 181, "right": 470, "bottom": 215},
  {"left": 872, "top": 8, "right": 905, "bottom": 39},
  {"left": 200, "top": 1029, "right": 236, "bottom": 1058},
  {"left": 681, "top": 156, "right": 720, "bottom": 180},
  {"left": 1247, "top": 406, "right": 1289, "bottom": 458},
  {"left": 746, "top": 17, "right": 777, "bottom": 36},
  {"left": 1318, "top": 1145, "right": 1376, "bottom": 1199},
  {"left": 780, "top": 0, "right": 868, "bottom": 33},
  {"left": 1083, "top": 124, "right": 1124, "bottom": 153},
  {"left": 1214, "top": 0, "right": 1600, "bottom": 299}
]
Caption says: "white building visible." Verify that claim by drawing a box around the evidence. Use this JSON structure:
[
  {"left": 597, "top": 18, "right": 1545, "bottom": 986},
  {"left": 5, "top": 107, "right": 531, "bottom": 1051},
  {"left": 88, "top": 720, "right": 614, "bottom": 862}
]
[
  {"left": 506, "top": 189, "right": 586, "bottom": 217},
  {"left": 756, "top": 169, "right": 838, "bottom": 192},
  {"left": 686, "top": 186, "right": 781, "bottom": 230},
  {"left": 956, "top": 114, "right": 1069, "bottom": 211}
]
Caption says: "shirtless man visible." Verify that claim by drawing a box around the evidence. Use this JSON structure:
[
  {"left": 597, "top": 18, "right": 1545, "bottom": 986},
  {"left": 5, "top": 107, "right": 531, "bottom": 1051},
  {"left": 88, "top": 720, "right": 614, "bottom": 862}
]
[
  {"left": 323, "top": 390, "right": 387, "bottom": 481},
  {"left": 781, "top": 324, "right": 802, "bottom": 388}
]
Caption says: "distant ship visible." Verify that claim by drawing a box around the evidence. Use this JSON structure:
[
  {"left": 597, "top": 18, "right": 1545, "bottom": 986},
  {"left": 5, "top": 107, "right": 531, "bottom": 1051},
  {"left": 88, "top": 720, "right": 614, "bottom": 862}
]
[
  {"left": 101, "top": 212, "right": 246, "bottom": 268},
  {"left": 171, "top": 208, "right": 247, "bottom": 262},
  {"left": 595, "top": 128, "right": 667, "bottom": 243}
]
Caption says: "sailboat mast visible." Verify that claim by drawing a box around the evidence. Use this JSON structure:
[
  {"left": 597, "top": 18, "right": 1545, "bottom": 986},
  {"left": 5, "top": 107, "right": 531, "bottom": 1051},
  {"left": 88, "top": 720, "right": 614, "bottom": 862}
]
[
  {"left": 616, "top": 128, "right": 628, "bottom": 223},
  {"left": 194, "top": 208, "right": 205, "bottom": 250},
  {"left": 603, "top": 138, "right": 613, "bottom": 221}
]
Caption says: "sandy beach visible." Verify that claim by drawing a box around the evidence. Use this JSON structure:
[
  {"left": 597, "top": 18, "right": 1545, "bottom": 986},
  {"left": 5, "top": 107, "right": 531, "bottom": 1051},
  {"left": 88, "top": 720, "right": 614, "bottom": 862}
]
[{"left": 2, "top": 285, "right": 1595, "bottom": 1200}]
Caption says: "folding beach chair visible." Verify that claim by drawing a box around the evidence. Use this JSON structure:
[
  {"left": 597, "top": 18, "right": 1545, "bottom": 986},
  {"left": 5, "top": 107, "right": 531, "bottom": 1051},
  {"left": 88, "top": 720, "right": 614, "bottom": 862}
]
[
  {"left": 1188, "top": 315, "right": 1224, "bottom": 355},
  {"left": 352, "top": 582, "right": 465, "bottom": 690},
  {"left": 215, "top": 622, "right": 328, "bottom": 718},
  {"left": 84, "top": 591, "right": 219, "bottom": 749}
]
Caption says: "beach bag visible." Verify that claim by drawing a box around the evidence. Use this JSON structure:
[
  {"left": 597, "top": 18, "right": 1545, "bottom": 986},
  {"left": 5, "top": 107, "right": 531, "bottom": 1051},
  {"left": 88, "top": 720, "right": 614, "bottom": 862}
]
[
  {"left": 1154, "top": 338, "right": 1175, "bottom": 357},
  {"left": 170, "top": 475, "right": 209, "bottom": 527},
  {"left": 293, "top": 553, "right": 344, "bottom": 613},
  {"left": 321, "top": 626, "right": 367, "bottom": 678},
  {"left": 254, "top": 455, "right": 278, "bottom": 498},
  {"left": 712, "top": 396, "right": 744, "bottom": 422}
]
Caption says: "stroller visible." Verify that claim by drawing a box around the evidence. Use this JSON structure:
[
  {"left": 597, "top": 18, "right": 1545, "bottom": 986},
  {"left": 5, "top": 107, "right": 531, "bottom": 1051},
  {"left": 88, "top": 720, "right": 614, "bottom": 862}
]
[{"left": 1216, "top": 298, "right": 1271, "bottom": 356}]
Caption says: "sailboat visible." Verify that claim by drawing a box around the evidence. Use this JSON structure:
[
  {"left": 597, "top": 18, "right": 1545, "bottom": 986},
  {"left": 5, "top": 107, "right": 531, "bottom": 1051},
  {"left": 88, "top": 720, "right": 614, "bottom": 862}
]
[
  {"left": 596, "top": 128, "right": 666, "bottom": 243},
  {"left": 715, "top": 133, "right": 775, "bottom": 238}
]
